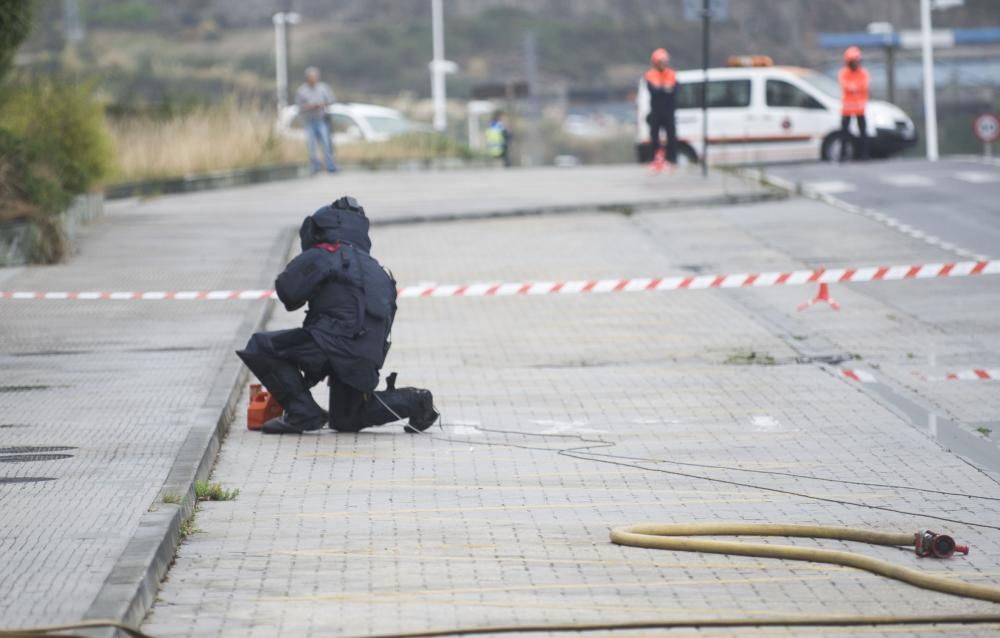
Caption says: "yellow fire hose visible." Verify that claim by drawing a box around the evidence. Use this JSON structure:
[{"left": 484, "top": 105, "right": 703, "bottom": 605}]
[
  {"left": 609, "top": 522, "right": 1000, "bottom": 603},
  {"left": 6, "top": 523, "right": 1000, "bottom": 637}
]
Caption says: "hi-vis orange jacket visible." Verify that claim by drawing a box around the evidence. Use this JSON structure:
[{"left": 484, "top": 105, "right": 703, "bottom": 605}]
[
  {"left": 837, "top": 66, "right": 870, "bottom": 116},
  {"left": 645, "top": 67, "right": 678, "bottom": 112}
]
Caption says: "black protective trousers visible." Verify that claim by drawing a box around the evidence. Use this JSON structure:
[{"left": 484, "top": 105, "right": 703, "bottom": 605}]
[
  {"left": 236, "top": 328, "right": 418, "bottom": 432},
  {"left": 648, "top": 109, "right": 678, "bottom": 163},
  {"left": 840, "top": 114, "right": 868, "bottom": 161}
]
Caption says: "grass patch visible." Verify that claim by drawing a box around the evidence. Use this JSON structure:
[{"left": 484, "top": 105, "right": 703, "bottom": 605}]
[
  {"left": 179, "top": 516, "right": 202, "bottom": 539},
  {"left": 724, "top": 350, "right": 776, "bottom": 366},
  {"left": 195, "top": 480, "right": 239, "bottom": 502},
  {"left": 976, "top": 427, "right": 992, "bottom": 438},
  {"left": 161, "top": 493, "right": 182, "bottom": 505}
]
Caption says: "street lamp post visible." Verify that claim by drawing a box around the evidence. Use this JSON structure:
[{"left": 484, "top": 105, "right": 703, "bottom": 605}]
[
  {"left": 431, "top": 0, "right": 447, "bottom": 131},
  {"left": 867, "top": 21, "right": 895, "bottom": 103},
  {"left": 273, "top": 12, "right": 301, "bottom": 113},
  {"left": 919, "top": 0, "right": 939, "bottom": 161}
]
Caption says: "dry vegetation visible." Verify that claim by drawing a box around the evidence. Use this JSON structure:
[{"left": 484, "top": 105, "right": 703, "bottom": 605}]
[
  {"left": 108, "top": 102, "right": 300, "bottom": 182},
  {"left": 108, "top": 102, "right": 477, "bottom": 182}
]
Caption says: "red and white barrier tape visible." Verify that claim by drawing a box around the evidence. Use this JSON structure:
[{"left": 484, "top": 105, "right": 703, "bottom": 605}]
[
  {"left": 2, "top": 260, "right": 997, "bottom": 302},
  {"left": 844, "top": 367, "right": 1000, "bottom": 383},
  {"left": 919, "top": 369, "right": 1000, "bottom": 382}
]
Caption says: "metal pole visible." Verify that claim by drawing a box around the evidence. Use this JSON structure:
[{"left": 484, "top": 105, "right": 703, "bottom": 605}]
[
  {"left": 431, "top": 0, "right": 447, "bottom": 131},
  {"left": 919, "top": 0, "right": 939, "bottom": 161},
  {"left": 885, "top": 45, "right": 895, "bottom": 103},
  {"left": 523, "top": 31, "right": 540, "bottom": 166},
  {"left": 273, "top": 14, "right": 288, "bottom": 113},
  {"left": 701, "top": 0, "right": 710, "bottom": 177},
  {"left": 63, "top": 0, "right": 85, "bottom": 43},
  {"left": 285, "top": 1, "right": 295, "bottom": 83}
]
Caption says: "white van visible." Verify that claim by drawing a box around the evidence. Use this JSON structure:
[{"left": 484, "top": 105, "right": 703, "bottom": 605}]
[{"left": 635, "top": 60, "right": 917, "bottom": 164}]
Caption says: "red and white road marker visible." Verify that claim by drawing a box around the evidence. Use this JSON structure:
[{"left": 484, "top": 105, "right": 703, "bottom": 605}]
[
  {"left": 797, "top": 282, "right": 840, "bottom": 311},
  {"left": 2, "top": 260, "right": 997, "bottom": 302}
]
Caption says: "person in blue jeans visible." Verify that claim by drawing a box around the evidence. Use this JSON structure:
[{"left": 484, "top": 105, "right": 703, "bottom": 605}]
[{"left": 296, "top": 67, "right": 337, "bottom": 174}]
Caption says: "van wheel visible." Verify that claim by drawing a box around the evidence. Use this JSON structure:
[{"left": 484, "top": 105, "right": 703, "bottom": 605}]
[
  {"left": 677, "top": 144, "right": 698, "bottom": 165},
  {"left": 821, "top": 133, "right": 853, "bottom": 161}
]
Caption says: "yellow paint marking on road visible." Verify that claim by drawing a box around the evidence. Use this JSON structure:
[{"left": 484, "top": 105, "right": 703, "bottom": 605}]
[
  {"left": 300, "top": 453, "right": 525, "bottom": 462},
  {"left": 276, "top": 482, "right": 773, "bottom": 497},
  {"left": 293, "top": 497, "right": 775, "bottom": 519},
  {"left": 277, "top": 548, "right": 852, "bottom": 573},
  {"left": 260, "top": 573, "right": 870, "bottom": 604},
  {"left": 290, "top": 490, "right": 898, "bottom": 519}
]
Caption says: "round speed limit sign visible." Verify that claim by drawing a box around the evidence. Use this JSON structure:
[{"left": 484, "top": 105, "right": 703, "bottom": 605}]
[{"left": 973, "top": 113, "right": 1000, "bottom": 143}]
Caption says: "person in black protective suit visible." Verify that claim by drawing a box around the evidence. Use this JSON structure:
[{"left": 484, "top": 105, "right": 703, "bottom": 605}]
[{"left": 236, "top": 196, "right": 439, "bottom": 435}]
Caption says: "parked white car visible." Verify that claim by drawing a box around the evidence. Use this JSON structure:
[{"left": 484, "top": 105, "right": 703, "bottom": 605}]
[
  {"left": 635, "top": 60, "right": 917, "bottom": 164},
  {"left": 277, "top": 102, "right": 426, "bottom": 145}
]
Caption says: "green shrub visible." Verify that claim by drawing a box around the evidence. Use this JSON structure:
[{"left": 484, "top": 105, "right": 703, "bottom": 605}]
[
  {"left": 0, "top": 79, "right": 113, "bottom": 261},
  {"left": 0, "top": 1, "right": 33, "bottom": 81},
  {"left": 0, "top": 79, "right": 114, "bottom": 196}
]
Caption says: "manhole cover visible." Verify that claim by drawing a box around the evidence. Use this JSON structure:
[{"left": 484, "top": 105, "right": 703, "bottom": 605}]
[
  {"left": 0, "top": 477, "right": 55, "bottom": 484},
  {"left": 0, "top": 454, "right": 73, "bottom": 463},
  {"left": 0, "top": 446, "right": 76, "bottom": 454}
]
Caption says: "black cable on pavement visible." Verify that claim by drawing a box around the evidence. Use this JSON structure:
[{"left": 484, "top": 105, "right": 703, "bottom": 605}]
[{"left": 426, "top": 424, "right": 1000, "bottom": 532}]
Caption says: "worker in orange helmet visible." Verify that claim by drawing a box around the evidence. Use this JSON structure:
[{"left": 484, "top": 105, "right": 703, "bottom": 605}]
[
  {"left": 837, "top": 46, "right": 870, "bottom": 161},
  {"left": 644, "top": 47, "right": 679, "bottom": 171}
]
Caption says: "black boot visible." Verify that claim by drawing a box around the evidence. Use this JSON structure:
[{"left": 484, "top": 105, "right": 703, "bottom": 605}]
[
  {"left": 356, "top": 373, "right": 439, "bottom": 433},
  {"left": 400, "top": 388, "right": 439, "bottom": 433},
  {"left": 237, "top": 351, "right": 326, "bottom": 434},
  {"left": 382, "top": 372, "right": 439, "bottom": 433},
  {"left": 327, "top": 373, "right": 439, "bottom": 433},
  {"left": 261, "top": 400, "right": 327, "bottom": 434}
]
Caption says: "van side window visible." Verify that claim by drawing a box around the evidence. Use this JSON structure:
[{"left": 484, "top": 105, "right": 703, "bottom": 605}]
[
  {"left": 766, "top": 80, "right": 824, "bottom": 109},
  {"left": 330, "top": 114, "right": 360, "bottom": 134},
  {"left": 676, "top": 79, "right": 751, "bottom": 109}
]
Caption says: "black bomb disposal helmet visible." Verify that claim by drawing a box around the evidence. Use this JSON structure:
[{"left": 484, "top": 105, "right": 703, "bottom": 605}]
[{"left": 299, "top": 196, "right": 372, "bottom": 252}]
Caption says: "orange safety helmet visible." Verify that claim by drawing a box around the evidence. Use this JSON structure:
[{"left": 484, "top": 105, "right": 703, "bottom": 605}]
[
  {"left": 843, "top": 46, "right": 862, "bottom": 62},
  {"left": 651, "top": 48, "right": 670, "bottom": 65}
]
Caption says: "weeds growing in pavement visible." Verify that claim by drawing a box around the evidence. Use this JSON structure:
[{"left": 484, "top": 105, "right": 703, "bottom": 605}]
[
  {"left": 724, "top": 350, "right": 776, "bottom": 366},
  {"left": 195, "top": 480, "right": 239, "bottom": 501},
  {"left": 179, "top": 515, "right": 202, "bottom": 539},
  {"left": 161, "top": 493, "right": 182, "bottom": 505}
]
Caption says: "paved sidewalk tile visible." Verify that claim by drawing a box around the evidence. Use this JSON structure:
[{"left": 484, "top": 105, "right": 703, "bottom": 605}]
[
  {"left": 0, "top": 166, "right": 771, "bottom": 630},
  {"left": 145, "top": 210, "right": 1000, "bottom": 638}
]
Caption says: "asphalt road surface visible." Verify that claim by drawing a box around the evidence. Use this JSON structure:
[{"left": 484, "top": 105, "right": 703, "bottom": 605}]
[{"left": 764, "top": 157, "right": 1000, "bottom": 261}]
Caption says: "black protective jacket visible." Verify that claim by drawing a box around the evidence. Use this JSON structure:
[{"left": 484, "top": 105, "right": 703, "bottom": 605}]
[{"left": 275, "top": 203, "right": 397, "bottom": 392}]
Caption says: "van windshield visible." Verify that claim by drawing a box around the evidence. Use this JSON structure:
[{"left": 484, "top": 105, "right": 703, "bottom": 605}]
[{"left": 798, "top": 71, "right": 841, "bottom": 99}]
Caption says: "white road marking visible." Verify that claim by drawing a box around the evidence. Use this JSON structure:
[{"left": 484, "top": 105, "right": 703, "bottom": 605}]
[
  {"left": 750, "top": 415, "right": 781, "bottom": 432},
  {"left": 953, "top": 171, "right": 1000, "bottom": 184},
  {"left": 879, "top": 173, "right": 934, "bottom": 187},
  {"left": 803, "top": 180, "right": 856, "bottom": 194}
]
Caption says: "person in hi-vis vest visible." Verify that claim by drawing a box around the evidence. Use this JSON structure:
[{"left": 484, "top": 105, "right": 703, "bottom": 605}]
[
  {"left": 644, "top": 47, "right": 678, "bottom": 168},
  {"left": 838, "top": 46, "right": 870, "bottom": 161},
  {"left": 485, "top": 110, "right": 512, "bottom": 167}
]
